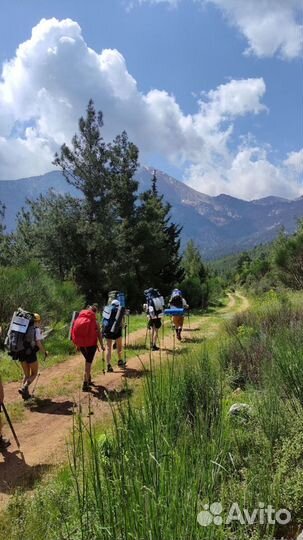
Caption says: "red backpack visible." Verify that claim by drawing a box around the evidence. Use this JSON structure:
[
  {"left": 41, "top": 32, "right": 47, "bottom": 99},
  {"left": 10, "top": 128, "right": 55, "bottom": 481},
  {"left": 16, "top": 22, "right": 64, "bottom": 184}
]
[{"left": 71, "top": 310, "right": 98, "bottom": 348}]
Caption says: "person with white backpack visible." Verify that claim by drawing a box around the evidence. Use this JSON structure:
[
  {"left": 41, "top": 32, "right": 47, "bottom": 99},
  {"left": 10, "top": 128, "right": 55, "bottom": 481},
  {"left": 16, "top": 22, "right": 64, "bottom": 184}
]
[
  {"left": 5, "top": 309, "right": 48, "bottom": 401},
  {"left": 144, "top": 288, "right": 165, "bottom": 351}
]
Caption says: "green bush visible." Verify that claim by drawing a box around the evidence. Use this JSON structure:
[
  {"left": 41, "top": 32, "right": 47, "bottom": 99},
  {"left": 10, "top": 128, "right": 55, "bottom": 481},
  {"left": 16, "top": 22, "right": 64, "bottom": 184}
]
[
  {"left": 0, "top": 261, "right": 84, "bottom": 345},
  {"left": 179, "top": 276, "right": 205, "bottom": 308}
]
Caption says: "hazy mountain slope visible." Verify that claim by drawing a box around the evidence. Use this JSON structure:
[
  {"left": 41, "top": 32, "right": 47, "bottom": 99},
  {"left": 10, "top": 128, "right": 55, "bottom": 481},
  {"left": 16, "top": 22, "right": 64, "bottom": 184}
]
[{"left": 1, "top": 166, "right": 302, "bottom": 258}]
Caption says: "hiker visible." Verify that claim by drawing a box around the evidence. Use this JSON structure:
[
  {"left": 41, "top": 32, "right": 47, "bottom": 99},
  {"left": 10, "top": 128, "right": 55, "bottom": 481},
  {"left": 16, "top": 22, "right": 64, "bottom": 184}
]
[
  {"left": 144, "top": 288, "right": 165, "bottom": 351},
  {"left": 169, "top": 289, "right": 189, "bottom": 341},
  {"left": 18, "top": 313, "right": 48, "bottom": 400},
  {"left": 71, "top": 304, "right": 105, "bottom": 392},
  {"left": 0, "top": 377, "right": 10, "bottom": 450},
  {"left": 102, "top": 299, "right": 126, "bottom": 372}
]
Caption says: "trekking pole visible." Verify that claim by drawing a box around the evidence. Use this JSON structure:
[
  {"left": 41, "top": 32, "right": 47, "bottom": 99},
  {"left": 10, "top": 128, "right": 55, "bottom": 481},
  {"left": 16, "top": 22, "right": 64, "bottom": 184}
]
[
  {"left": 188, "top": 308, "right": 191, "bottom": 329},
  {"left": 144, "top": 323, "right": 149, "bottom": 349},
  {"left": 172, "top": 322, "right": 176, "bottom": 354},
  {"left": 1, "top": 403, "right": 20, "bottom": 448},
  {"left": 124, "top": 324, "right": 127, "bottom": 364},
  {"left": 127, "top": 312, "right": 130, "bottom": 346},
  {"left": 101, "top": 349, "right": 105, "bottom": 374}
]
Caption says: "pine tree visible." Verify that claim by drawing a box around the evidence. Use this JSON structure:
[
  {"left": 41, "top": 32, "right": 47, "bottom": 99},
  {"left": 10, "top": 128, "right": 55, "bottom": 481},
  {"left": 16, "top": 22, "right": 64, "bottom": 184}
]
[
  {"left": 0, "top": 202, "right": 11, "bottom": 266},
  {"left": 182, "top": 239, "right": 207, "bottom": 281},
  {"left": 136, "top": 171, "right": 183, "bottom": 297},
  {"left": 180, "top": 240, "right": 209, "bottom": 308},
  {"left": 53, "top": 99, "right": 141, "bottom": 303},
  {"left": 15, "top": 192, "right": 83, "bottom": 280}
]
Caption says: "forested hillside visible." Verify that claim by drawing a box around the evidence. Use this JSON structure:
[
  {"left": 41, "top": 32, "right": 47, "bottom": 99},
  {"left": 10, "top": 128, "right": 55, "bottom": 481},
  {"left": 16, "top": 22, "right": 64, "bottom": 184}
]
[{"left": 2, "top": 167, "right": 303, "bottom": 260}]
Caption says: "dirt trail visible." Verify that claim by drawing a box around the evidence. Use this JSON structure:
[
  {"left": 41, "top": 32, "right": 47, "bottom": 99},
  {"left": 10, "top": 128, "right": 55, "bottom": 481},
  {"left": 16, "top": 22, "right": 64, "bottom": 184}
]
[
  {"left": 235, "top": 291, "right": 250, "bottom": 311},
  {"left": 0, "top": 292, "right": 248, "bottom": 510}
]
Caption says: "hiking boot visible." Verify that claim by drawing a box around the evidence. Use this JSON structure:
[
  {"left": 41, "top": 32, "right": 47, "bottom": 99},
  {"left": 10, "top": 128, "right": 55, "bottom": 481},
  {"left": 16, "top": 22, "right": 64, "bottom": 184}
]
[
  {"left": 152, "top": 345, "right": 160, "bottom": 351},
  {"left": 107, "top": 364, "right": 114, "bottom": 373},
  {"left": 118, "top": 360, "right": 127, "bottom": 369},
  {"left": 0, "top": 436, "right": 11, "bottom": 451},
  {"left": 18, "top": 386, "right": 31, "bottom": 401},
  {"left": 82, "top": 381, "right": 90, "bottom": 392}
]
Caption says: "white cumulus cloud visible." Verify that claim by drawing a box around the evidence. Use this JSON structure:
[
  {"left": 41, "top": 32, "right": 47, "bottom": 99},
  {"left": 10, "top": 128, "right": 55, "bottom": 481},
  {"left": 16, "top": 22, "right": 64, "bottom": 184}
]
[
  {"left": 185, "top": 145, "right": 303, "bottom": 200},
  {"left": 284, "top": 148, "right": 303, "bottom": 173},
  {"left": 206, "top": 0, "right": 303, "bottom": 59},
  {"left": 132, "top": 0, "right": 303, "bottom": 59},
  {"left": 0, "top": 17, "right": 301, "bottom": 200}
]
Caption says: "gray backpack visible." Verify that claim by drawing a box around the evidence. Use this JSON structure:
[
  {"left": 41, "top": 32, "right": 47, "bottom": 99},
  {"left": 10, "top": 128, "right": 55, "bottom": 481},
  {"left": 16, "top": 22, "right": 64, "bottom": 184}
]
[{"left": 5, "top": 309, "right": 36, "bottom": 359}]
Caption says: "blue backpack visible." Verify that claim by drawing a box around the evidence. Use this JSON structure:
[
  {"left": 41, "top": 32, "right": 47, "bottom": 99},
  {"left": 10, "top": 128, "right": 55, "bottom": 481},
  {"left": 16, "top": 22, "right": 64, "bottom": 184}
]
[
  {"left": 102, "top": 303, "right": 125, "bottom": 335},
  {"left": 170, "top": 289, "right": 183, "bottom": 309},
  {"left": 144, "top": 288, "right": 164, "bottom": 318}
]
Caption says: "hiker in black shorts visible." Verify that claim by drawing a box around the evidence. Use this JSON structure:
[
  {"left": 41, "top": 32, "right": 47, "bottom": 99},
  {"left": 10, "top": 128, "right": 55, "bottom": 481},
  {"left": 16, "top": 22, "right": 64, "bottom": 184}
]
[
  {"left": 18, "top": 313, "right": 48, "bottom": 400},
  {"left": 71, "top": 304, "right": 105, "bottom": 392},
  {"left": 0, "top": 377, "right": 10, "bottom": 451},
  {"left": 143, "top": 288, "right": 164, "bottom": 351},
  {"left": 147, "top": 317, "right": 161, "bottom": 351},
  {"left": 102, "top": 300, "right": 126, "bottom": 372}
]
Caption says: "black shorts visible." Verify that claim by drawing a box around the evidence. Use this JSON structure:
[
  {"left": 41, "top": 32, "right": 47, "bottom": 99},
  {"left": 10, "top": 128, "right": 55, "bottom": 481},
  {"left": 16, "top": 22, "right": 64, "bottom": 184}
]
[
  {"left": 80, "top": 346, "right": 97, "bottom": 364},
  {"left": 103, "top": 328, "right": 122, "bottom": 341},
  {"left": 18, "top": 349, "right": 38, "bottom": 365},
  {"left": 148, "top": 318, "right": 162, "bottom": 330}
]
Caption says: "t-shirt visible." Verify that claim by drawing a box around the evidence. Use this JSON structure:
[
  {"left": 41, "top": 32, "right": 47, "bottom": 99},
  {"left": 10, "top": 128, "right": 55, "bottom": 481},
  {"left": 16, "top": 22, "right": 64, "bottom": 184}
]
[{"left": 35, "top": 327, "right": 43, "bottom": 341}]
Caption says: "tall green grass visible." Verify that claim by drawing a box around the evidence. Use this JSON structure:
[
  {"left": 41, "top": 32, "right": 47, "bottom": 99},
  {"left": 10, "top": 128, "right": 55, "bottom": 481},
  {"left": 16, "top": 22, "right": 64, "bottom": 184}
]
[{"left": 2, "top": 292, "right": 303, "bottom": 539}]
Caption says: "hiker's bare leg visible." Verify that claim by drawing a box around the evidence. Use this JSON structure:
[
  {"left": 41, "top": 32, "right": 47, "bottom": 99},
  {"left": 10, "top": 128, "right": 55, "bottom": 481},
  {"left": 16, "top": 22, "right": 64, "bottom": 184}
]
[
  {"left": 154, "top": 328, "right": 159, "bottom": 346},
  {"left": 179, "top": 319, "right": 184, "bottom": 339},
  {"left": 27, "top": 361, "right": 38, "bottom": 388},
  {"left": 21, "top": 362, "right": 30, "bottom": 387},
  {"left": 106, "top": 340, "right": 113, "bottom": 366},
  {"left": 151, "top": 326, "right": 155, "bottom": 346},
  {"left": 116, "top": 337, "right": 123, "bottom": 361},
  {"left": 84, "top": 362, "right": 92, "bottom": 383}
]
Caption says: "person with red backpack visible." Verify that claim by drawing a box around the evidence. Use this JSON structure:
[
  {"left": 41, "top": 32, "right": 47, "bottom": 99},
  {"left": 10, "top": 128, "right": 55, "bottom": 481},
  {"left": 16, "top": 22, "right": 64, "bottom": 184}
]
[{"left": 71, "top": 304, "right": 104, "bottom": 392}]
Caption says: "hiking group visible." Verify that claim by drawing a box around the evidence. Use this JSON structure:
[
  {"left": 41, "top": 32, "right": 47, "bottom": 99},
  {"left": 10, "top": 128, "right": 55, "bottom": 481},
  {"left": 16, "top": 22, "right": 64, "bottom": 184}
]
[{"left": 0, "top": 287, "right": 189, "bottom": 451}]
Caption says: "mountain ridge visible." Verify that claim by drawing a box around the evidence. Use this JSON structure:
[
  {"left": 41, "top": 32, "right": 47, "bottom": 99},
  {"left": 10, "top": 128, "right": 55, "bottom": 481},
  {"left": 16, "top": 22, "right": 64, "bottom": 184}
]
[{"left": 1, "top": 167, "right": 302, "bottom": 259}]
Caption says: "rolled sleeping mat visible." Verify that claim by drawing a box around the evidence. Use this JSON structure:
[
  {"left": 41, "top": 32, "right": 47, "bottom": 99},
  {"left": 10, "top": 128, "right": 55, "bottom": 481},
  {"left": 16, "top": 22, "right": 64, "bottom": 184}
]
[
  {"left": 69, "top": 311, "right": 80, "bottom": 340},
  {"left": 108, "top": 291, "right": 126, "bottom": 308},
  {"left": 164, "top": 308, "right": 185, "bottom": 316},
  {"left": 108, "top": 290, "right": 119, "bottom": 304},
  {"left": 117, "top": 292, "right": 126, "bottom": 308}
]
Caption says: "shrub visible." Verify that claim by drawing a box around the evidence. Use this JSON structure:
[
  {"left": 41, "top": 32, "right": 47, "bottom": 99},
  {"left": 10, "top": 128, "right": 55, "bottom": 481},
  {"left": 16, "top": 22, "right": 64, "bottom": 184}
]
[{"left": 0, "top": 261, "right": 84, "bottom": 346}]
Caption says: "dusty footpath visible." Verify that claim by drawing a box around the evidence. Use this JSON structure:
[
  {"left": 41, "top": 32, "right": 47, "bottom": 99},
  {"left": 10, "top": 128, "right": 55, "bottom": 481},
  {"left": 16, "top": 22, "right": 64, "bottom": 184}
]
[{"left": 0, "top": 292, "right": 248, "bottom": 510}]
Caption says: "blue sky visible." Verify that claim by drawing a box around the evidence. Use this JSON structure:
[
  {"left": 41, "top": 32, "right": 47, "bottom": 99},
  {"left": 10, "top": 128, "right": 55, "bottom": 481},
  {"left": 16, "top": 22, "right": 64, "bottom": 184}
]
[{"left": 0, "top": 0, "right": 301, "bottom": 199}]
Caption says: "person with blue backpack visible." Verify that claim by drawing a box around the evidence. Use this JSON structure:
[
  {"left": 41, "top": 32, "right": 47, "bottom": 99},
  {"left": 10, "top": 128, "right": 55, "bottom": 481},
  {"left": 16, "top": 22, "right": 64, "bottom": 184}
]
[
  {"left": 102, "top": 298, "right": 126, "bottom": 372},
  {"left": 144, "top": 288, "right": 165, "bottom": 351},
  {"left": 169, "top": 289, "right": 189, "bottom": 341}
]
